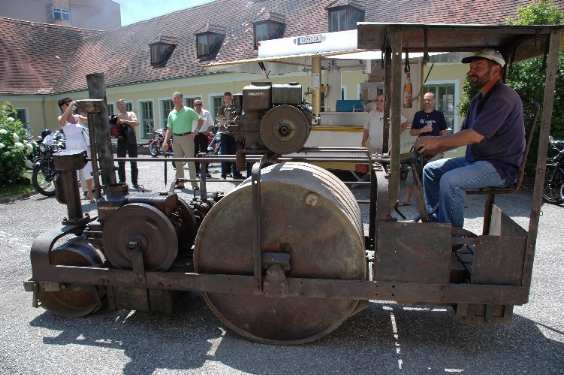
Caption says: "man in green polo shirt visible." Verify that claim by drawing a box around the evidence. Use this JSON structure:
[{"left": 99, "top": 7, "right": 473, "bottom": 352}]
[{"left": 163, "top": 92, "right": 204, "bottom": 190}]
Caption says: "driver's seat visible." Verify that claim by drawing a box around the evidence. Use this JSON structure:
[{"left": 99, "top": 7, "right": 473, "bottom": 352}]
[{"left": 465, "top": 101, "right": 540, "bottom": 235}]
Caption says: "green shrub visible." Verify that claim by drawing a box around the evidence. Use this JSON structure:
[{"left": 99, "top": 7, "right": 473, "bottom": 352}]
[{"left": 0, "top": 102, "right": 36, "bottom": 187}]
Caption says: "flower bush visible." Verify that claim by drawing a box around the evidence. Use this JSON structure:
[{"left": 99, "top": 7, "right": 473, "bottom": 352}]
[{"left": 0, "top": 102, "right": 35, "bottom": 186}]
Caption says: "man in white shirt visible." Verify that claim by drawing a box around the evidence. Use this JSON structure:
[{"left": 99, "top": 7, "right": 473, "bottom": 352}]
[
  {"left": 361, "top": 93, "right": 408, "bottom": 154},
  {"left": 192, "top": 99, "right": 214, "bottom": 178}
]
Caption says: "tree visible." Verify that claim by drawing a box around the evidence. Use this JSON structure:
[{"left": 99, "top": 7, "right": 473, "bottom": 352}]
[
  {"left": 506, "top": 0, "right": 564, "bottom": 174},
  {"left": 458, "top": 0, "right": 564, "bottom": 174}
]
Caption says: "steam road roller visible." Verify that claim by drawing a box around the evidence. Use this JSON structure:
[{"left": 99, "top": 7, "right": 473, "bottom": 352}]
[{"left": 24, "top": 23, "right": 562, "bottom": 345}]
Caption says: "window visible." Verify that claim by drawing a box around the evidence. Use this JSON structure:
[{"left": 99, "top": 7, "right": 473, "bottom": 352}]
[
  {"left": 423, "top": 83, "right": 457, "bottom": 134},
  {"left": 139, "top": 101, "right": 154, "bottom": 138},
  {"left": 255, "top": 23, "right": 269, "bottom": 44},
  {"left": 330, "top": 10, "right": 346, "bottom": 32},
  {"left": 195, "top": 25, "right": 226, "bottom": 58},
  {"left": 53, "top": 8, "right": 70, "bottom": 21},
  {"left": 212, "top": 96, "right": 224, "bottom": 119},
  {"left": 327, "top": 5, "right": 364, "bottom": 32},
  {"left": 184, "top": 98, "right": 196, "bottom": 108},
  {"left": 107, "top": 104, "right": 115, "bottom": 116},
  {"left": 14, "top": 109, "right": 28, "bottom": 129},
  {"left": 197, "top": 35, "right": 209, "bottom": 57},
  {"left": 252, "top": 17, "right": 285, "bottom": 48},
  {"left": 161, "top": 99, "right": 174, "bottom": 129},
  {"left": 126, "top": 102, "right": 133, "bottom": 112},
  {"left": 149, "top": 36, "right": 177, "bottom": 65}
]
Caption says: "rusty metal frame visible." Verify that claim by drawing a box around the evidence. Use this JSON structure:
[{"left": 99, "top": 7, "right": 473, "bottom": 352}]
[{"left": 26, "top": 23, "right": 564, "bottom": 327}]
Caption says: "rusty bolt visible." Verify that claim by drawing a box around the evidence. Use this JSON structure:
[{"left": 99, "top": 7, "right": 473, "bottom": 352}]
[
  {"left": 305, "top": 193, "right": 318, "bottom": 207},
  {"left": 98, "top": 279, "right": 105, "bottom": 284},
  {"left": 60, "top": 284, "right": 67, "bottom": 290}
]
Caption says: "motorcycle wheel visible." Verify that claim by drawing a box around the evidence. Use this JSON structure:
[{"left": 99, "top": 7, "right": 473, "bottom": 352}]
[
  {"left": 148, "top": 141, "right": 159, "bottom": 157},
  {"left": 32, "top": 163, "right": 56, "bottom": 197},
  {"left": 542, "top": 166, "right": 564, "bottom": 204}
]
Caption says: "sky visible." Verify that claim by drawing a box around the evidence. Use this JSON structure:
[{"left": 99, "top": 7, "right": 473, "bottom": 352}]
[{"left": 113, "top": 0, "right": 215, "bottom": 26}]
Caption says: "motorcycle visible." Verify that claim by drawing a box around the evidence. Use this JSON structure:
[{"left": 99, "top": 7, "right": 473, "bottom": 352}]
[
  {"left": 542, "top": 135, "right": 564, "bottom": 205},
  {"left": 147, "top": 127, "right": 187, "bottom": 169},
  {"left": 148, "top": 127, "right": 172, "bottom": 157},
  {"left": 32, "top": 130, "right": 65, "bottom": 197},
  {"left": 207, "top": 126, "right": 220, "bottom": 156}
]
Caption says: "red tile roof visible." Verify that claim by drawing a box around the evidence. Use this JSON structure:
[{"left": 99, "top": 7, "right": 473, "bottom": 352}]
[
  {"left": 1, "top": 0, "right": 563, "bottom": 95},
  {"left": 0, "top": 17, "right": 103, "bottom": 95}
]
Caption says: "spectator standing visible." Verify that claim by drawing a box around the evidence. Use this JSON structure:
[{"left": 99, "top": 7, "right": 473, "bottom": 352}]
[
  {"left": 116, "top": 99, "right": 140, "bottom": 188},
  {"left": 163, "top": 92, "right": 203, "bottom": 190},
  {"left": 361, "top": 93, "right": 408, "bottom": 154},
  {"left": 192, "top": 99, "right": 214, "bottom": 178},
  {"left": 398, "top": 92, "right": 447, "bottom": 206},
  {"left": 218, "top": 92, "right": 243, "bottom": 179}
]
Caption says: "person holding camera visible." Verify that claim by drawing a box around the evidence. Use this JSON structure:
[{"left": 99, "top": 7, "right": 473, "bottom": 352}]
[
  {"left": 115, "top": 99, "right": 140, "bottom": 189},
  {"left": 57, "top": 97, "right": 95, "bottom": 203}
]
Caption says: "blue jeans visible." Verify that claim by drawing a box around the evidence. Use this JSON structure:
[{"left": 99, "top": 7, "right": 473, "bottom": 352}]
[
  {"left": 423, "top": 157, "right": 505, "bottom": 228},
  {"left": 219, "top": 133, "right": 236, "bottom": 177}
]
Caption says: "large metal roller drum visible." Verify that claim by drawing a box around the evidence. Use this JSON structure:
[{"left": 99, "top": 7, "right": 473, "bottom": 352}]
[
  {"left": 260, "top": 105, "right": 311, "bottom": 154},
  {"left": 38, "top": 238, "right": 105, "bottom": 318},
  {"left": 194, "top": 162, "right": 366, "bottom": 344}
]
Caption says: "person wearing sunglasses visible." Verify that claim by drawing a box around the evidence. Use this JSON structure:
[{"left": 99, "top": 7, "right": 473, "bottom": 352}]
[{"left": 57, "top": 97, "right": 95, "bottom": 203}]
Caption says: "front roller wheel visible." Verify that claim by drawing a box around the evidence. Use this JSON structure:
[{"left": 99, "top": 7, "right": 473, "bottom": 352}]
[
  {"left": 37, "top": 238, "right": 105, "bottom": 318},
  {"left": 195, "top": 162, "right": 366, "bottom": 345}
]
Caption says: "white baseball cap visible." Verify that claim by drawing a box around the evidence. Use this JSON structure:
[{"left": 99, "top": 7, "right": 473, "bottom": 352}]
[{"left": 461, "top": 49, "right": 506, "bottom": 67}]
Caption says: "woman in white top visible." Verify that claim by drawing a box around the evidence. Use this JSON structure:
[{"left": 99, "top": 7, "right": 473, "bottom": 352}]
[{"left": 57, "top": 97, "right": 95, "bottom": 203}]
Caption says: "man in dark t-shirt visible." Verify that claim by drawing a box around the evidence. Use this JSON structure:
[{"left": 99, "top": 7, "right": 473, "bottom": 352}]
[
  {"left": 399, "top": 92, "right": 447, "bottom": 206},
  {"left": 415, "top": 49, "right": 525, "bottom": 228}
]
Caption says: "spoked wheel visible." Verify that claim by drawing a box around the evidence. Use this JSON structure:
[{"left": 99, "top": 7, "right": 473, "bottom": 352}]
[
  {"left": 102, "top": 203, "right": 178, "bottom": 271},
  {"left": 37, "top": 238, "right": 105, "bottom": 318},
  {"left": 195, "top": 162, "right": 366, "bottom": 345},
  {"left": 542, "top": 166, "right": 564, "bottom": 204},
  {"left": 32, "top": 163, "right": 56, "bottom": 197},
  {"left": 148, "top": 141, "right": 159, "bottom": 157}
]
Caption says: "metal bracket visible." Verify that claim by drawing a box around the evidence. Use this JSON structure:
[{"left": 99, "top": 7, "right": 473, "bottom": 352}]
[
  {"left": 127, "top": 240, "right": 146, "bottom": 284},
  {"left": 23, "top": 280, "right": 39, "bottom": 308},
  {"left": 262, "top": 252, "right": 291, "bottom": 272},
  {"left": 263, "top": 264, "right": 288, "bottom": 298},
  {"left": 252, "top": 153, "right": 272, "bottom": 294}
]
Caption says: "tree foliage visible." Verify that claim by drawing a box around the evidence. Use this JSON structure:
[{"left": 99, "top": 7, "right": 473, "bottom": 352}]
[{"left": 458, "top": 0, "right": 564, "bottom": 175}]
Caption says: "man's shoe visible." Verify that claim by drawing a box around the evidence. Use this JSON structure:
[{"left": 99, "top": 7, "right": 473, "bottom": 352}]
[
  {"left": 233, "top": 173, "right": 244, "bottom": 179},
  {"left": 192, "top": 185, "right": 200, "bottom": 191},
  {"left": 206, "top": 173, "right": 212, "bottom": 178},
  {"left": 132, "top": 183, "right": 139, "bottom": 189}
]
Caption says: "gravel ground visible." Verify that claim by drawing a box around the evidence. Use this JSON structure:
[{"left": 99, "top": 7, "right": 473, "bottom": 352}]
[{"left": 1, "top": 160, "right": 563, "bottom": 375}]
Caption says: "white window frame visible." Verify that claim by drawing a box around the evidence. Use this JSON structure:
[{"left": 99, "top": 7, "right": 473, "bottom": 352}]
[
  {"left": 159, "top": 97, "right": 175, "bottom": 130},
  {"left": 423, "top": 79, "right": 459, "bottom": 132},
  {"left": 208, "top": 92, "right": 226, "bottom": 120},
  {"left": 53, "top": 8, "right": 70, "bottom": 21},
  {"left": 137, "top": 99, "right": 155, "bottom": 139},
  {"left": 341, "top": 85, "right": 347, "bottom": 100},
  {"left": 107, "top": 102, "right": 115, "bottom": 116},
  {"left": 14, "top": 108, "right": 29, "bottom": 129}
]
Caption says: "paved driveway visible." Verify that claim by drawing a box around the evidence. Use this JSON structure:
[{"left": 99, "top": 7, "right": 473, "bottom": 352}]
[{"left": 1, "top": 161, "right": 563, "bottom": 374}]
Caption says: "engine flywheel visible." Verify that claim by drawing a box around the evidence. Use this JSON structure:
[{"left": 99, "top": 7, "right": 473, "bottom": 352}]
[{"left": 260, "top": 104, "right": 310, "bottom": 154}]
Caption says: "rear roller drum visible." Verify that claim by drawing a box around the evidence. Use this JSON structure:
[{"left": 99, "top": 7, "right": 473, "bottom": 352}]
[
  {"left": 195, "top": 162, "right": 366, "bottom": 344},
  {"left": 37, "top": 238, "right": 105, "bottom": 318}
]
